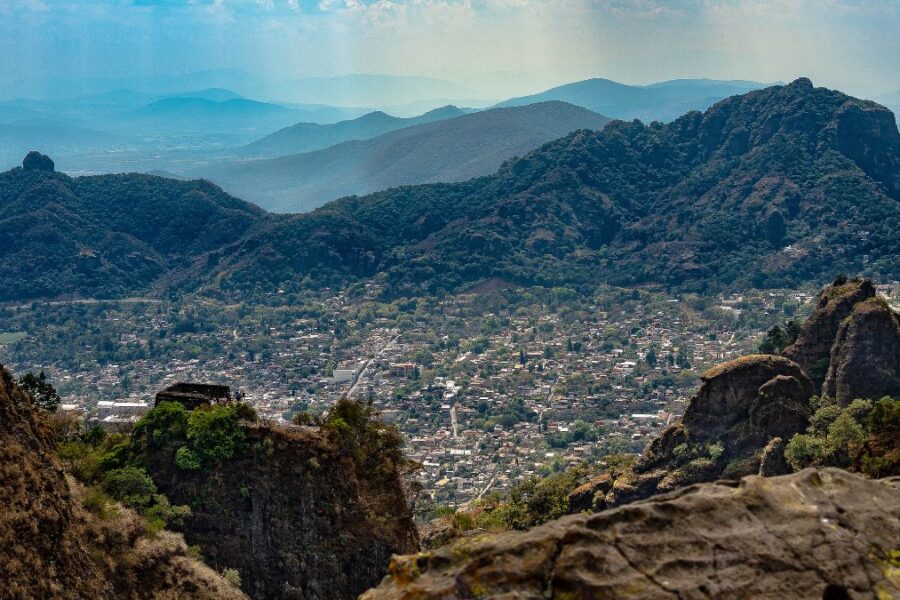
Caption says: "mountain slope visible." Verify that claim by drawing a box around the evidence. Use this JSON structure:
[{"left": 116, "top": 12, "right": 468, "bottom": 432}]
[
  {"left": 0, "top": 159, "right": 267, "bottom": 300},
  {"left": 239, "top": 105, "right": 466, "bottom": 158},
  {"left": 2, "top": 80, "right": 898, "bottom": 301},
  {"left": 0, "top": 367, "right": 247, "bottom": 599},
  {"left": 213, "top": 78, "right": 899, "bottom": 296},
  {"left": 497, "top": 77, "right": 769, "bottom": 122},
  {"left": 199, "top": 101, "right": 611, "bottom": 212}
]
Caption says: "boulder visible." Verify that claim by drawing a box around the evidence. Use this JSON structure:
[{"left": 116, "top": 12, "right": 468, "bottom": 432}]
[
  {"left": 583, "top": 355, "right": 814, "bottom": 508},
  {"left": 823, "top": 297, "right": 900, "bottom": 405},
  {"left": 363, "top": 469, "right": 900, "bottom": 599},
  {"left": 680, "top": 355, "right": 812, "bottom": 447},
  {"left": 758, "top": 437, "right": 791, "bottom": 476},
  {"left": 783, "top": 279, "right": 876, "bottom": 389}
]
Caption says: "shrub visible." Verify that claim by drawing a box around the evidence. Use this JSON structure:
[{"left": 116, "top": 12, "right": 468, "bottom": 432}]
[
  {"left": 784, "top": 434, "right": 827, "bottom": 470},
  {"left": 100, "top": 466, "right": 158, "bottom": 509},
  {"left": 222, "top": 568, "right": 242, "bottom": 589},
  {"left": 143, "top": 495, "right": 191, "bottom": 529},
  {"left": 132, "top": 401, "right": 189, "bottom": 450},
  {"left": 808, "top": 405, "right": 842, "bottom": 436},
  {"left": 184, "top": 404, "right": 247, "bottom": 465}
]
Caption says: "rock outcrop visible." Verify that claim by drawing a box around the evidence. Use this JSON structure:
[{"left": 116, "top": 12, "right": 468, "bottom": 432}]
[
  {"left": 21, "top": 150, "right": 55, "bottom": 172},
  {"left": 364, "top": 469, "right": 900, "bottom": 600},
  {"left": 782, "top": 279, "right": 876, "bottom": 390},
  {"left": 0, "top": 366, "right": 246, "bottom": 600},
  {"left": 823, "top": 297, "right": 900, "bottom": 405},
  {"left": 142, "top": 422, "right": 420, "bottom": 600},
  {"left": 577, "top": 355, "right": 814, "bottom": 510}
]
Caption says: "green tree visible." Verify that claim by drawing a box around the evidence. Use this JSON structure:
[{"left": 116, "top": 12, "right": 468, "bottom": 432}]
[
  {"left": 645, "top": 347, "right": 657, "bottom": 368},
  {"left": 100, "top": 466, "right": 158, "bottom": 509},
  {"left": 18, "top": 370, "right": 61, "bottom": 412}
]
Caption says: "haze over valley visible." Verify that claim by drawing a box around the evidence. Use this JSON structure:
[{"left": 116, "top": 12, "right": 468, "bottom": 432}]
[{"left": 2, "top": 2, "right": 900, "bottom": 599}]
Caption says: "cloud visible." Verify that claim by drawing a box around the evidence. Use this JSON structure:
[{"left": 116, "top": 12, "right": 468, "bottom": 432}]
[{"left": 1, "top": 0, "right": 898, "bottom": 100}]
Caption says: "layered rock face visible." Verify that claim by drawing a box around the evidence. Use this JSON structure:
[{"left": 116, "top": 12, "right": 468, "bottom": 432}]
[
  {"left": 0, "top": 367, "right": 246, "bottom": 600},
  {"left": 782, "top": 279, "right": 876, "bottom": 389},
  {"left": 823, "top": 297, "right": 900, "bottom": 405},
  {"left": 144, "top": 424, "right": 420, "bottom": 600},
  {"left": 364, "top": 469, "right": 900, "bottom": 600},
  {"left": 575, "top": 355, "right": 813, "bottom": 510},
  {"left": 573, "top": 280, "right": 900, "bottom": 512}
]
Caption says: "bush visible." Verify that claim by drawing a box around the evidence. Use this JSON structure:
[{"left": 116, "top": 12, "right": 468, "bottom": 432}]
[
  {"left": 808, "top": 404, "right": 842, "bottom": 436},
  {"left": 473, "top": 463, "right": 596, "bottom": 531},
  {"left": 222, "top": 568, "right": 242, "bottom": 589},
  {"left": 100, "top": 466, "right": 158, "bottom": 509},
  {"left": 133, "top": 401, "right": 255, "bottom": 470},
  {"left": 132, "top": 401, "right": 189, "bottom": 450},
  {"left": 784, "top": 434, "right": 826, "bottom": 470},
  {"left": 323, "top": 399, "right": 407, "bottom": 484},
  {"left": 785, "top": 396, "right": 897, "bottom": 473},
  {"left": 184, "top": 404, "right": 247, "bottom": 465}
]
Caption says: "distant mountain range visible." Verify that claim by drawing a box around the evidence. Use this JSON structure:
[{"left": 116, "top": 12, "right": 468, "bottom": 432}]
[
  {"left": 120, "top": 97, "right": 301, "bottom": 134},
  {"left": 0, "top": 89, "right": 370, "bottom": 171},
  {"left": 0, "top": 120, "right": 120, "bottom": 167},
  {"left": 496, "top": 78, "right": 772, "bottom": 122},
  {"left": 239, "top": 105, "right": 467, "bottom": 158},
  {"left": 2, "top": 79, "right": 898, "bottom": 302},
  {"left": 198, "top": 101, "right": 611, "bottom": 212},
  {"left": 265, "top": 74, "right": 480, "bottom": 108}
]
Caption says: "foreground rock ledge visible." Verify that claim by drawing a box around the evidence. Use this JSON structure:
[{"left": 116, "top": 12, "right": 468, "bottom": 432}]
[{"left": 362, "top": 469, "right": 900, "bottom": 599}]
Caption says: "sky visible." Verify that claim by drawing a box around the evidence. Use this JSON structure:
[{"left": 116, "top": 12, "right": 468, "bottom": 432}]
[{"left": 2, "top": 0, "right": 899, "bottom": 102}]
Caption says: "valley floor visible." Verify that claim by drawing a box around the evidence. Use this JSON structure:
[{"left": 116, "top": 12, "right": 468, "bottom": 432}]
[{"left": 3, "top": 282, "right": 898, "bottom": 505}]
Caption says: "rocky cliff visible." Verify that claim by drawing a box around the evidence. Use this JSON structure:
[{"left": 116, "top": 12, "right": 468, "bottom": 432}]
[
  {"left": 782, "top": 278, "right": 877, "bottom": 389},
  {"left": 0, "top": 366, "right": 246, "bottom": 600},
  {"left": 571, "top": 354, "right": 813, "bottom": 511},
  {"left": 363, "top": 469, "right": 900, "bottom": 599},
  {"left": 572, "top": 279, "right": 900, "bottom": 513},
  {"left": 823, "top": 296, "right": 900, "bottom": 405},
  {"left": 138, "top": 411, "right": 419, "bottom": 600}
]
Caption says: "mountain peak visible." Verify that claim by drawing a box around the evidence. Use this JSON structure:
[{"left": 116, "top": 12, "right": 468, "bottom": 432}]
[
  {"left": 22, "top": 151, "right": 54, "bottom": 172},
  {"left": 788, "top": 76, "right": 814, "bottom": 89}
]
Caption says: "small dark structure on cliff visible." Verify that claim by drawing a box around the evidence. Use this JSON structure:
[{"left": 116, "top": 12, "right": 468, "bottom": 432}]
[{"left": 154, "top": 383, "right": 232, "bottom": 410}]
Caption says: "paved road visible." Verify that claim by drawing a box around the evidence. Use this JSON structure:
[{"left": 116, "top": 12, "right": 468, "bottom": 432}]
[{"left": 346, "top": 334, "right": 398, "bottom": 398}]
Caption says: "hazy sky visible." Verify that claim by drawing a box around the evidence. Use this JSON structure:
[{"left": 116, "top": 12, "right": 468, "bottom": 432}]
[{"left": 2, "top": 0, "right": 899, "bottom": 101}]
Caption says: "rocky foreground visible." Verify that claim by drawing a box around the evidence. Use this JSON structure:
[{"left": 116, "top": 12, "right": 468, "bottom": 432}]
[
  {"left": 0, "top": 368, "right": 247, "bottom": 600},
  {"left": 363, "top": 469, "right": 900, "bottom": 599}
]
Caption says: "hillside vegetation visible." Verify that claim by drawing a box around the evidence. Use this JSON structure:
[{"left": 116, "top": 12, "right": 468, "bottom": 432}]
[{"left": 1, "top": 79, "right": 898, "bottom": 301}]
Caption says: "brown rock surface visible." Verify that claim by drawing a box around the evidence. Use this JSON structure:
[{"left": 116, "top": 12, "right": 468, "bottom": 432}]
[
  {"left": 823, "top": 297, "right": 900, "bottom": 405},
  {"left": 0, "top": 366, "right": 247, "bottom": 600},
  {"left": 363, "top": 469, "right": 900, "bottom": 600},
  {"left": 783, "top": 279, "right": 876, "bottom": 389},
  {"left": 590, "top": 355, "right": 815, "bottom": 508},
  {"left": 679, "top": 355, "right": 812, "bottom": 447},
  {"left": 143, "top": 423, "right": 420, "bottom": 600}
]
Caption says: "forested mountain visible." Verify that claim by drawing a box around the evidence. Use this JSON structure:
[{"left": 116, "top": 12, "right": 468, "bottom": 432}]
[
  {"left": 2, "top": 80, "right": 898, "bottom": 301},
  {"left": 198, "top": 101, "right": 611, "bottom": 212},
  {"left": 497, "top": 77, "right": 769, "bottom": 122},
  {"left": 0, "top": 158, "right": 266, "bottom": 300},
  {"left": 239, "top": 105, "right": 466, "bottom": 158}
]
